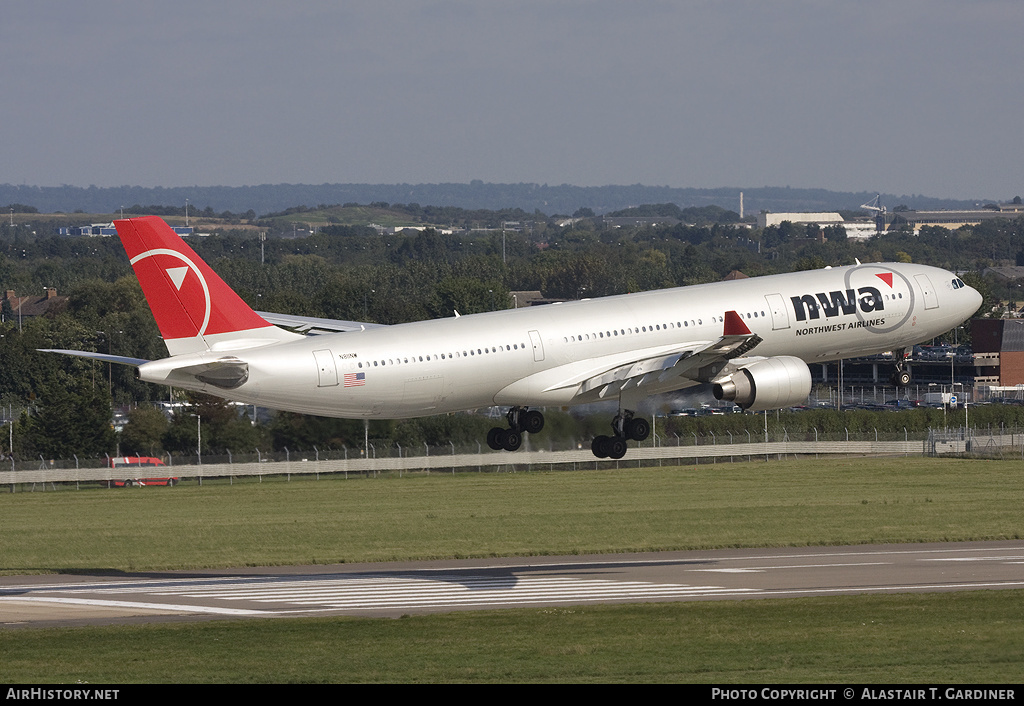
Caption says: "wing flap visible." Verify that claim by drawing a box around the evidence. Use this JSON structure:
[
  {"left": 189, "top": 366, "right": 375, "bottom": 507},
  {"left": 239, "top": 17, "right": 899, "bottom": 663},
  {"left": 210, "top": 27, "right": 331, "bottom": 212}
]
[
  {"left": 539, "top": 343, "right": 708, "bottom": 394},
  {"left": 577, "top": 350, "right": 690, "bottom": 395},
  {"left": 555, "top": 311, "right": 764, "bottom": 402}
]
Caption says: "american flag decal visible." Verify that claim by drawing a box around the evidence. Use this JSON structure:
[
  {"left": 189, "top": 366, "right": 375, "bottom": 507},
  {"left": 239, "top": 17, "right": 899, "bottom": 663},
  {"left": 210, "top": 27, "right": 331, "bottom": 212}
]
[{"left": 344, "top": 372, "right": 366, "bottom": 387}]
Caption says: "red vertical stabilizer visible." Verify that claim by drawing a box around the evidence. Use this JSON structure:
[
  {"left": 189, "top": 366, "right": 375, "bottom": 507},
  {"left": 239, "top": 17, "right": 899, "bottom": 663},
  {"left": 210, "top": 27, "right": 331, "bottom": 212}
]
[{"left": 115, "top": 216, "right": 288, "bottom": 355}]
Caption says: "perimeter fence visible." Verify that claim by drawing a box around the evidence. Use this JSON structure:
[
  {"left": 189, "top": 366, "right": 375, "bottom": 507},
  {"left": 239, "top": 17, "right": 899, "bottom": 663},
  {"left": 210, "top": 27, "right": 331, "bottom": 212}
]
[{"left": 5, "top": 425, "right": 1024, "bottom": 491}]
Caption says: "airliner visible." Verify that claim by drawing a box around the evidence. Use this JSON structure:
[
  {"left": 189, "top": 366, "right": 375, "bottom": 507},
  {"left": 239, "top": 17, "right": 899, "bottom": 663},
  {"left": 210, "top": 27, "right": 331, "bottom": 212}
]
[{"left": 42, "top": 216, "right": 982, "bottom": 459}]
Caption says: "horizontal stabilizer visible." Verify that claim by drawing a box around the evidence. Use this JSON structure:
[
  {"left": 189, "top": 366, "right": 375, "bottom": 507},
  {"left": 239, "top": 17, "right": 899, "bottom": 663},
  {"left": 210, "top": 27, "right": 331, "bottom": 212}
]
[{"left": 37, "top": 349, "right": 150, "bottom": 367}]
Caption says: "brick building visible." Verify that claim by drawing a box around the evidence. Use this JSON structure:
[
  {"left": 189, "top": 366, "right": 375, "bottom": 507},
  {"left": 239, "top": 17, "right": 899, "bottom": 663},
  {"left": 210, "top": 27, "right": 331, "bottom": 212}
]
[
  {"left": 2, "top": 288, "right": 67, "bottom": 324},
  {"left": 971, "top": 318, "right": 1024, "bottom": 386}
]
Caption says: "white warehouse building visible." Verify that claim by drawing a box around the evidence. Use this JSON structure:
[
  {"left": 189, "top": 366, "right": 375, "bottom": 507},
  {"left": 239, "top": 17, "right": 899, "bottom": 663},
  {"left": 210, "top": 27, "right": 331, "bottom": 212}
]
[
  {"left": 755, "top": 211, "right": 878, "bottom": 240},
  {"left": 756, "top": 212, "right": 844, "bottom": 229}
]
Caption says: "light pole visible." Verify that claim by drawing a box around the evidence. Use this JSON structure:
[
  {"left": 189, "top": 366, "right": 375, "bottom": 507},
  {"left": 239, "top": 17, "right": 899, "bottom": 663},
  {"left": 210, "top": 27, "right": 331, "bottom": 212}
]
[
  {"left": 952, "top": 381, "right": 967, "bottom": 446},
  {"left": 99, "top": 330, "right": 123, "bottom": 398},
  {"left": 363, "top": 289, "right": 375, "bottom": 319}
]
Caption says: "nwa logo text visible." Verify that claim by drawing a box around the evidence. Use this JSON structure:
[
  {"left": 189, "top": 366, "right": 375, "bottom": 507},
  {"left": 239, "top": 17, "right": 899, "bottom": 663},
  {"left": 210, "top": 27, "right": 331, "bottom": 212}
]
[{"left": 790, "top": 287, "right": 883, "bottom": 322}]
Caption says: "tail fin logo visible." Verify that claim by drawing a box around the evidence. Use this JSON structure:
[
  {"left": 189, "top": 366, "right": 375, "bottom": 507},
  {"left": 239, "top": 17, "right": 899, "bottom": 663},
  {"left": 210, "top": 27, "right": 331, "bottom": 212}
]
[
  {"left": 129, "top": 248, "right": 212, "bottom": 338},
  {"left": 167, "top": 266, "right": 189, "bottom": 290}
]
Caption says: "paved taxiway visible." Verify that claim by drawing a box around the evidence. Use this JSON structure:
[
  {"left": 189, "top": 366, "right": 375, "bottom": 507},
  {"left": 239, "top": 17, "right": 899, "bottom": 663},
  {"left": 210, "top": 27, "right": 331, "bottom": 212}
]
[{"left": 3, "top": 540, "right": 1024, "bottom": 627}]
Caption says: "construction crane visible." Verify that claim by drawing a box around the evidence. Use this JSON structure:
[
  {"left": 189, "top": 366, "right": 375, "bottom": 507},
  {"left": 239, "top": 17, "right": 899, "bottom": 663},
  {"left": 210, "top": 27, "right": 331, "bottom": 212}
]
[{"left": 861, "top": 194, "right": 886, "bottom": 214}]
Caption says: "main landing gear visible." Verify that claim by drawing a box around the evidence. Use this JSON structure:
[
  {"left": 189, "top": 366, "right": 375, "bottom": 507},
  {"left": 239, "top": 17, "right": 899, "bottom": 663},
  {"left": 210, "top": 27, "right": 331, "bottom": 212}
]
[
  {"left": 487, "top": 406, "right": 545, "bottom": 452},
  {"left": 486, "top": 406, "right": 650, "bottom": 460},
  {"left": 591, "top": 411, "right": 649, "bottom": 460}
]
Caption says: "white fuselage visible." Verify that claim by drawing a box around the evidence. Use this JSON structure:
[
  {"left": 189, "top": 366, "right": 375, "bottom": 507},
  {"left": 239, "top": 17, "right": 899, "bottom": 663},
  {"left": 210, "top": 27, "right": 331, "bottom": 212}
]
[{"left": 138, "top": 262, "right": 981, "bottom": 418}]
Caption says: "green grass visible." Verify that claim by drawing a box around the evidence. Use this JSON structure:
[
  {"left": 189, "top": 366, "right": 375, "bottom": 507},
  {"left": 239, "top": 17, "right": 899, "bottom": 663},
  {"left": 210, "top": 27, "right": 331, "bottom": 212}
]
[
  {"left": 2, "top": 457, "right": 1023, "bottom": 573},
  {"left": 3, "top": 457, "right": 1024, "bottom": 683},
  {"left": 3, "top": 592, "right": 1022, "bottom": 683}
]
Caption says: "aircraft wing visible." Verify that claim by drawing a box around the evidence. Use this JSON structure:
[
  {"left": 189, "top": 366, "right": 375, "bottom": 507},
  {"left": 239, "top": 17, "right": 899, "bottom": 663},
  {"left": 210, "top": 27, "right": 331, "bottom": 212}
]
[
  {"left": 540, "top": 311, "right": 763, "bottom": 402},
  {"left": 256, "top": 311, "right": 388, "bottom": 335}
]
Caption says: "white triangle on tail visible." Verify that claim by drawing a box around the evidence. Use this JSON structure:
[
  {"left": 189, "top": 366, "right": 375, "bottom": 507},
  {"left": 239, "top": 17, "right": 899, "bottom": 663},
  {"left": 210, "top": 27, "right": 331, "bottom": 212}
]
[{"left": 166, "top": 266, "right": 189, "bottom": 290}]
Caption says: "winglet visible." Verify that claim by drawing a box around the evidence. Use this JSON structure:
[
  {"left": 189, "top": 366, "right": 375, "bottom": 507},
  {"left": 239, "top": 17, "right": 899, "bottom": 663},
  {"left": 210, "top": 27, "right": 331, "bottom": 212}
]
[{"left": 723, "top": 310, "right": 751, "bottom": 336}]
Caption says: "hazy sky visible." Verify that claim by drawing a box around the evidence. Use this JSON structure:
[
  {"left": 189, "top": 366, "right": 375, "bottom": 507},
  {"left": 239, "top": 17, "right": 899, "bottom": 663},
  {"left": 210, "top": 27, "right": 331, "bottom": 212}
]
[{"left": 3, "top": 1, "right": 1021, "bottom": 200}]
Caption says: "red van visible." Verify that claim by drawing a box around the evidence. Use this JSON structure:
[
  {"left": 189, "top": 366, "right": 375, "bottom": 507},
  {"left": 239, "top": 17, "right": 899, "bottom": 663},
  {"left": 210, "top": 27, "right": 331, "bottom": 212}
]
[{"left": 109, "top": 456, "right": 179, "bottom": 487}]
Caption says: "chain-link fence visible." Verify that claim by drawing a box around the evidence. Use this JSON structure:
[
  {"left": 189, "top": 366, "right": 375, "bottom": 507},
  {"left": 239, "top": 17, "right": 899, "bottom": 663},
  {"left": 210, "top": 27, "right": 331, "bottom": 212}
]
[{"left": 13, "top": 425, "right": 1023, "bottom": 491}]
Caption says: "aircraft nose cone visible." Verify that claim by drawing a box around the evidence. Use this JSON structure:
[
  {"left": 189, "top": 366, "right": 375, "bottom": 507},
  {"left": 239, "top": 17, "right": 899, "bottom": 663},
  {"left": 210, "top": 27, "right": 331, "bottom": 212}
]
[{"left": 966, "top": 285, "right": 983, "bottom": 316}]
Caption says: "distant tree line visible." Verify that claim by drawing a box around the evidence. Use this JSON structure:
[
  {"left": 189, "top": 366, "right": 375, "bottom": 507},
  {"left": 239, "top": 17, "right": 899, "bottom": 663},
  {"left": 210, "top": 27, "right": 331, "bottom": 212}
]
[
  {"left": 0, "top": 182, "right": 991, "bottom": 219},
  {"left": 604, "top": 203, "right": 741, "bottom": 224},
  {"left": 122, "top": 204, "right": 257, "bottom": 222}
]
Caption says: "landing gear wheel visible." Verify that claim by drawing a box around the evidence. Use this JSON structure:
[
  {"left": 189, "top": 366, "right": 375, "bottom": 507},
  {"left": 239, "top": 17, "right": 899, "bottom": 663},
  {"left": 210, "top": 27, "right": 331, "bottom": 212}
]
[
  {"left": 592, "top": 435, "right": 628, "bottom": 459},
  {"left": 893, "top": 369, "right": 912, "bottom": 387},
  {"left": 607, "top": 437, "right": 628, "bottom": 460},
  {"left": 502, "top": 429, "right": 523, "bottom": 452},
  {"left": 487, "top": 427, "right": 505, "bottom": 451},
  {"left": 488, "top": 408, "right": 542, "bottom": 451},
  {"left": 625, "top": 417, "right": 650, "bottom": 442},
  {"left": 522, "top": 410, "right": 545, "bottom": 434}
]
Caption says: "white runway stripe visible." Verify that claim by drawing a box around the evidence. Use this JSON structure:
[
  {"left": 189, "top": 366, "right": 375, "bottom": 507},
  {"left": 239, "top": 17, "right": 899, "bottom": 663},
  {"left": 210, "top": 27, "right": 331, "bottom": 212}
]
[
  {"left": 0, "top": 595, "right": 265, "bottom": 616},
  {"left": 166, "top": 578, "right": 716, "bottom": 598},
  {"left": 163, "top": 576, "right": 756, "bottom": 611},
  {"left": 12, "top": 574, "right": 753, "bottom": 613}
]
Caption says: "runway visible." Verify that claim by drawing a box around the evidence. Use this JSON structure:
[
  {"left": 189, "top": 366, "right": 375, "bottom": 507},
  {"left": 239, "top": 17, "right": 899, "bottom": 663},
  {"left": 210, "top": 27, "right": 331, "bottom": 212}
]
[{"left": 3, "top": 540, "right": 1024, "bottom": 627}]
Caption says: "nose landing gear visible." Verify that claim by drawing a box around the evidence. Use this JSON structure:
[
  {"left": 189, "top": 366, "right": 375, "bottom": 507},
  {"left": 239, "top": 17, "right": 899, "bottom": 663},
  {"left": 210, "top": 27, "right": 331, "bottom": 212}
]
[{"left": 890, "top": 348, "right": 912, "bottom": 387}]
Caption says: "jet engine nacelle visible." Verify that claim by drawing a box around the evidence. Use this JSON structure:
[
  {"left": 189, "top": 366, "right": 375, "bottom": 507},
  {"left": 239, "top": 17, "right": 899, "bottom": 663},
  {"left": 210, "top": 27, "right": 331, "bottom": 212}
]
[{"left": 712, "top": 356, "right": 812, "bottom": 412}]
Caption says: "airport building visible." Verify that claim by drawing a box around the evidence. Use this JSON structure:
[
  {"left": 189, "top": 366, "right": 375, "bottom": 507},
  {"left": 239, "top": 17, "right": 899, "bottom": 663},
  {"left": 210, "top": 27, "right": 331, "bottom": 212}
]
[
  {"left": 57, "top": 222, "right": 194, "bottom": 237},
  {"left": 756, "top": 212, "right": 844, "bottom": 229},
  {"left": 971, "top": 318, "right": 1024, "bottom": 388},
  {"left": 758, "top": 201, "right": 1024, "bottom": 240},
  {"left": 879, "top": 202, "right": 1024, "bottom": 233},
  {"left": 755, "top": 212, "right": 877, "bottom": 240}
]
